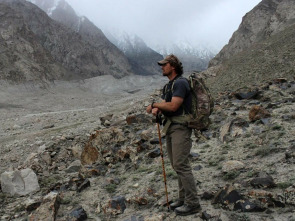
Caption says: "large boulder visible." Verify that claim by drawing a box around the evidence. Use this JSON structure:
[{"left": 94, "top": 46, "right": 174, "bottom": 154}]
[{"left": 1, "top": 168, "right": 40, "bottom": 196}]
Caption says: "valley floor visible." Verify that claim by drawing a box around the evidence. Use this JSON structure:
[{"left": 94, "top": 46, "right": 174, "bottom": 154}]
[{"left": 0, "top": 76, "right": 294, "bottom": 221}]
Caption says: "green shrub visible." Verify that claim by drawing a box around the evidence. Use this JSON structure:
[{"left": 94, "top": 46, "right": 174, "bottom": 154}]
[
  {"left": 223, "top": 171, "right": 240, "bottom": 180},
  {"left": 272, "top": 124, "right": 282, "bottom": 130},
  {"left": 244, "top": 143, "right": 258, "bottom": 149},
  {"left": 105, "top": 183, "right": 117, "bottom": 193},
  {"left": 277, "top": 182, "right": 292, "bottom": 189}
]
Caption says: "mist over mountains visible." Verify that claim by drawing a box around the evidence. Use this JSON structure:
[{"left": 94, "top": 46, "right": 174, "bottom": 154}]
[
  {"left": 1, "top": 0, "right": 294, "bottom": 89},
  {"left": 0, "top": 0, "right": 217, "bottom": 85}
]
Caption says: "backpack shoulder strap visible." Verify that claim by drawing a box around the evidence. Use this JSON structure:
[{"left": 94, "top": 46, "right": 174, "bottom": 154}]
[{"left": 171, "top": 76, "right": 188, "bottom": 92}]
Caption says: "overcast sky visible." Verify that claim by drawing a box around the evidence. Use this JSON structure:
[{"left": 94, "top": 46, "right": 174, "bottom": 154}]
[{"left": 66, "top": 0, "right": 261, "bottom": 51}]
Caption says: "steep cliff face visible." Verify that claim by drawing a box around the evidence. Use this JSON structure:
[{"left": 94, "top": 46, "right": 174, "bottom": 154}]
[
  {"left": 30, "top": 0, "right": 163, "bottom": 76},
  {"left": 203, "top": 0, "right": 295, "bottom": 96},
  {"left": 0, "top": 0, "right": 69, "bottom": 83},
  {"left": 32, "top": 0, "right": 134, "bottom": 75},
  {"left": 209, "top": 0, "right": 295, "bottom": 67},
  {"left": 0, "top": 0, "right": 134, "bottom": 84}
]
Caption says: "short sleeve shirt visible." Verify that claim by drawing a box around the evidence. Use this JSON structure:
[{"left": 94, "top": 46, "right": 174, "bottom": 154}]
[{"left": 161, "top": 76, "right": 192, "bottom": 117}]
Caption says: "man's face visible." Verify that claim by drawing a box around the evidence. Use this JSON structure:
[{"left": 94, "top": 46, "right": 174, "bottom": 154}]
[{"left": 161, "top": 63, "right": 174, "bottom": 76}]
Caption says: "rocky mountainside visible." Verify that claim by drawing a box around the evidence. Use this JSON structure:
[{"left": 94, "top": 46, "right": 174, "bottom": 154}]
[
  {"left": 104, "top": 31, "right": 163, "bottom": 76},
  {"left": 29, "top": 0, "right": 163, "bottom": 76},
  {"left": 0, "top": 0, "right": 134, "bottom": 84},
  {"left": 204, "top": 0, "right": 295, "bottom": 96},
  {"left": 209, "top": 0, "right": 295, "bottom": 67}
]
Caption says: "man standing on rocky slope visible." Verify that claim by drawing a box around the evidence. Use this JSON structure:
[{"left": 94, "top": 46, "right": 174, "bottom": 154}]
[{"left": 146, "top": 54, "right": 201, "bottom": 216}]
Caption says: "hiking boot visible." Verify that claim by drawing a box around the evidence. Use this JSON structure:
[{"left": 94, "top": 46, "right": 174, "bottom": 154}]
[
  {"left": 175, "top": 204, "right": 201, "bottom": 216},
  {"left": 169, "top": 200, "right": 184, "bottom": 210}
]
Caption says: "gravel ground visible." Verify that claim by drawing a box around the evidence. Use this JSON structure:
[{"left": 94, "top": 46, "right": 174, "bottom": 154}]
[{"left": 0, "top": 75, "right": 165, "bottom": 174}]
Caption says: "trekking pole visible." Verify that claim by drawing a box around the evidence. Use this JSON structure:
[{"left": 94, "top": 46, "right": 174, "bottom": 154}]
[{"left": 156, "top": 114, "right": 170, "bottom": 211}]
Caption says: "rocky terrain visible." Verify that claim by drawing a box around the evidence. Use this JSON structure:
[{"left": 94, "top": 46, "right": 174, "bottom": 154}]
[{"left": 0, "top": 74, "right": 295, "bottom": 221}]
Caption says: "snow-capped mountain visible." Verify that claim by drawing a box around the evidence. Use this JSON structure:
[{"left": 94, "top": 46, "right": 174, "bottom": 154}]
[
  {"left": 27, "top": 0, "right": 216, "bottom": 75},
  {"left": 105, "top": 28, "right": 217, "bottom": 72},
  {"left": 153, "top": 40, "right": 217, "bottom": 72},
  {"left": 28, "top": 0, "right": 70, "bottom": 16},
  {"left": 26, "top": 0, "right": 162, "bottom": 76},
  {"left": 104, "top": 29, "right": 163, "bottom": 76}
]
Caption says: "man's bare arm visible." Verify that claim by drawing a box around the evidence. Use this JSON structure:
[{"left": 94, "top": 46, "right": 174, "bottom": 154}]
[{"left": 152, "top": 96, "right": 183, "bottom": 113}]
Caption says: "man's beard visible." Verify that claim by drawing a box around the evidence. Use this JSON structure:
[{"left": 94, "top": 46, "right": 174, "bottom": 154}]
[{"left": 162, "top": 70, "right": 171, "bottom": 76}]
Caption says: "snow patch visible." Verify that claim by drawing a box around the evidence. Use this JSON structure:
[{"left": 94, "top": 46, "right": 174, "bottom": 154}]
[{"left": 47, "top": 0, "right": 61, "bottom": 16}]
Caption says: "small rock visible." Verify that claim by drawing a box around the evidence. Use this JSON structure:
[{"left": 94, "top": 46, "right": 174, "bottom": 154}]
[
  {"left": 250, "top": 175, "right": 276, "bottom": 188},
  {"left": 193, "top": 165, "right": 203, "bottom": 171},
  {"left": 109, "top": 196, "right": 127, "bottom": 213},
  {"left": 201, "top": 191, "right": 214, "bottom": 200},
  {"left": 134, "top": 196, "right": 148, "bottom": 205},
  {"left": 25, "top": 198, "right": 42, "bottom": 212},
  {"left": 249, "top": 105, "right": 271, "bottom": 122},
  {"left": 140, "top": 129, "right": 152, "bottom": 141},
  {"left": 212, "top": 185, "right": 243, "bottom": 205},
  {"left": 28, "top": 192, "right": 60, "bottom": 221},
  {"left": 133, "top": 183, "right": 139, "bottom": 188},
  {"left": 189, "top": 152, "right": 200, "bottom": 159},
  {"left": 144, "top": 214, "right": 164, "bottom": 221},
  {"left": 65, "top": 160, "right": 82, "bottom": 173},
  {"left": 13, "top": 124, "right": 22, "bottom": 130},
  {"left": 69, "top": 206, "right": 88, "bottom": 221},
  {"left": 222, "top": 160, "right": 245, "bottom": 173},
  {"left": 260, "top": 118, "right": 271, "bottom": 125},
  {"left": 71, "top": 145, "right": 83, "bottom": 159},
  {"left": 234, "top": 199, "right": 266, "bottom": 212},
  {"left": 285, "top": 150, "right": 295, "bottom": 159},
  {"left": 41, "top": 151, "right": 52, "bottom": 165},
  {"left": 77, "top": 178, "right": 90, "bottom": 192},
  {"left": 233, "top": 90, "right": 260, "bottom": 100},
  {"left": 81, "top": 143, "right": 99, "bottom": 165},
  {"left": 201, "top": 211, "right": 212, "bottom": 220},
  {"left": 38, "top": 144, "right": 47, "bottom": 153},
  {"left": 148, "top": 148, "right": 161, "bottom": 158},
  {"left": 42, "top": 124, "right": 55, "bottom": 129},
  {"left": 126, "top": 114, "right": 151, "bottom": 125},
  {"left": 150, "top": 138, "right": 160, "bottom": 144},
  {"left": 100, "top": 114, "right": 113, "bottom": 125}
]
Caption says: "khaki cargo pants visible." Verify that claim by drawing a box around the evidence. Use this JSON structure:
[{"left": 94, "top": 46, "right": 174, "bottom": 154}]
[{"left": 165, "top": 124, "right": 199, "bottom": 206}]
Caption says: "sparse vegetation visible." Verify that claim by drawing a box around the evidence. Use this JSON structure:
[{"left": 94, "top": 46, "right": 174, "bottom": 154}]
[
  {"left": 223, "top": 171, "right": 241, "bottom": 180},
  {"left": 105, "top": 183, "right": 117, "bottom": 193},
  {"left": 277, "top": 182, "right": 292, "bottom": 189}
]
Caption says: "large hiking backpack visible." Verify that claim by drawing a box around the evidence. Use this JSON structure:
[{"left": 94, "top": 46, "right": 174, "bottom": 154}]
[
  {"left": 171, "top": 72, "right": 214, "bottom": 130},
  {"left": 186, "top": 72, "right": 214, "bottom": 130}
]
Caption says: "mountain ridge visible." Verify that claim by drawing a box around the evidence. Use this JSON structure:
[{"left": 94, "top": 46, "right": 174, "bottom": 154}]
[
  {"left": 0, "top": 0, "right": 135, "bottom": 84},
  {"left": 203, "top": 0, "right": 295, "bottom": 97},
  {"left": 30, "top": 0, "right": 164, "bottom": 76}
]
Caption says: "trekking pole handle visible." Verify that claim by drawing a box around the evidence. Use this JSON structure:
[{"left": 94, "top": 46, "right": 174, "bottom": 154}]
[{"left": 156, "top": 113, "right": 162, "bottom": 125}]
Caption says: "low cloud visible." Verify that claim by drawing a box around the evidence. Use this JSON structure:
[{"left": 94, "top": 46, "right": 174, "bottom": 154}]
[{"left": 67, "top": 0, "right": 261, "bottom": 50}]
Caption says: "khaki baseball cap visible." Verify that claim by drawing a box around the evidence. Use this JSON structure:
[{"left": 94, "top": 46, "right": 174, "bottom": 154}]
[{"left": 157, "top": 54, "right": 180, "bottom": 66}]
